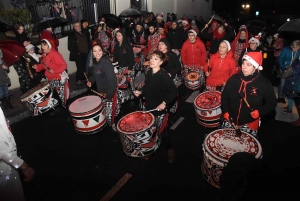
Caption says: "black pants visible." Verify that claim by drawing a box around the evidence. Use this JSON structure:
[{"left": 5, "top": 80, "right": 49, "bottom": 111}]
[
  {"left": 161, "top": 133, "right": 172, "bottom": 149},
  {"left": 75, "top": 53, "right": 88, "bottom": 82}
]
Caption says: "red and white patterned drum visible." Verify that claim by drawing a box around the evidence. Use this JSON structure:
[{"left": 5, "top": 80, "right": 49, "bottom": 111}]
[
  {"left": 68, "top": 95, "right": 106, "bottom": 135},
  {"left": 117, "top": 111, "right": 160, "bottom": 157},
  {"left": 117, "top": 75, "right": 128, "bottom": 89},
  {"left": 185, "top": 72, "right": 201, "bottom": 90},
  {"left": 20, "top": 81, "right": 58, "bottom": 116},
  {"left": 194, "top": 91, "right": 222, "bottom": 128},
  {"left": 201, "top": 128, "right": 263, "bottom": 188}
]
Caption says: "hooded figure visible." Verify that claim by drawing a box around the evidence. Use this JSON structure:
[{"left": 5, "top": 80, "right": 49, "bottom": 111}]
[
  {"left": 231, "top": 26, "right": 249, "bottom": 72},
  {"left": 166, "top": 20, "right": 185, "bottom": 50},
  {"left": 158, "top": 38, "right": 181, "bottom": 79},
  {"left": 221, "top": 51, "right": 277, "bottom": 137},
  {"left": 113, "top": 29, "right": 135, "bottom": 72}
]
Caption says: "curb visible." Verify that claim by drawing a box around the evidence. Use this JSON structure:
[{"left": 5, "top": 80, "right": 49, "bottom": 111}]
[{"left": 8, "top": 88, "right": 87, "bottom": 125}]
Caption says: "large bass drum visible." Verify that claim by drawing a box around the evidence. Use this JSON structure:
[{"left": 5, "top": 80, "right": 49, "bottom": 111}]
[
  {"left": 194, "top": 91, "right": 222, "bottom": 128},
  {"left": 68, "top": 95, "right": 107, "bottom": 135},
  {"left": 117, "top": 111, "right": 160, "bottom": 157},
  {"left": 201, "top": 128, "right": 263, "bottom": 188}
]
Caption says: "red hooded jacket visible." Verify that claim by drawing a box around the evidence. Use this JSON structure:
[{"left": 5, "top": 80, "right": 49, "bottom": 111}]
[
  {"left": 181, "top": 37, "right": 206, "bottom": 68},
  {"left": 204, "top": 50, "right": 237, "bottom": 87}
]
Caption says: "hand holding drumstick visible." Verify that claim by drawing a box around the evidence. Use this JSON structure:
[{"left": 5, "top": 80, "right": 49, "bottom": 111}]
[{"left": 83, "top": 72, "right": 92, "bottom": 87}]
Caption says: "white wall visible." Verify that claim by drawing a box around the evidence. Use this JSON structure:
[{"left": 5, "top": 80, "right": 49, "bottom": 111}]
[
  {"left": 149, "top": 0, "right": 176, "bottom": 21},
  {"left": 9, "top": 37, "right": 77, "bottom": 90},
  {"left": 176, "top": 0, "right": 213, "bottom": 21},
  {"left": 115, "top": 0, "right": 131, "bottom": 16}
]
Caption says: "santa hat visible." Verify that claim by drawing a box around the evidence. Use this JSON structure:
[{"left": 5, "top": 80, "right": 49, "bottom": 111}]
[
  {"left": 41, "top": 39, "right": 54, "bottom": 49},
  {"left": 273, "top": 33, "right": 279, "bottom": 38},
  {"left": 189, "top": 29, "right": 197, "bottom": 37},
  {"left": 249, "top": 32, "right": 262, "bottom": 45},
  {"left": 182, "top": 19, "right": 189, "bottom": 25},
  {"left": 156, "top": 13, "right": 163, "bottom": 20},
  {"left": 222, "top": 40, "right": 231, "bottom": 51},
  {"left": 243, "top": 52, "right": 263, "bottom": 70}
]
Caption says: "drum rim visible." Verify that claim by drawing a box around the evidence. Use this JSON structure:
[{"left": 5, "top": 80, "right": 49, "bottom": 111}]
[
  {"left": 203, "top": 128, "right": 263, "bottom": 163},
  {"left": 68, "top": 95, "right": 102, "bottom": 114},
  {"left": 20, "top": 81, "right": 52, "bottom": 100},
  {"left": 194, "top": 91, "right": 222, "bottom": 110},
  {"left": 117, "top": 111, "right": 155, "bottom": 135}
]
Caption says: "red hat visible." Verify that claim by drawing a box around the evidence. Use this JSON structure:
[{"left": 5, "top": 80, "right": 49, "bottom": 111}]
[
  {"left": 182, "top": 19, "right": 189, "bottom": 25},
  {"left": 243, "top": 52, "right": 263, "bottom": 70},
  {"left": 249, "top": 32, "right": 262, "bottom": 45},
  {"left": 41, "top": 39, "right": 55, "bottom": 49}
]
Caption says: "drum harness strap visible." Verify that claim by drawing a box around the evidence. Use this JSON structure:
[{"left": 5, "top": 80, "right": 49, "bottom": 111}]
[{"left": 236, "top": 77, "right": 258, "bottom": 126}]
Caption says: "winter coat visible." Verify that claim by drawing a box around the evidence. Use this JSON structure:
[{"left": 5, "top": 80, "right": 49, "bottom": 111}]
[
  {"left": 161, "top": 50, "right": 182, "bottom": 78},
  {"left": 181, "top": 37, "right": 206, "bottom": 67},
  {"left": 67, "top": 29, "right": 91, "bottom": 61},
  {"left": 113, "top": 30, "right": 135, "bottom": 70},
  {"left": 278, "top": 46, "right": 300, "bottom": 71},
  {"left": 204, "top": 50, "right": 236, "bottom": 87},
  {"left": 166, "top": 21, "right": 185, "bottom": 50},
  {"left": 222, "top": 71, "right": 277, "bottom": 126},
  {"left": 283, "top": 59, "right": 300, "bottom": 98},
  {"left": 201, "top": 25, "right": 235, "bottom": 54},
  {"left": 40, "top": 30, "right": 59, "bottom": 51},
  {"left": 35, "top": 49, "right": 67, "bottom": 81},
  {"left": 89, "top": 56, "right": 117, "bottom": 100}
]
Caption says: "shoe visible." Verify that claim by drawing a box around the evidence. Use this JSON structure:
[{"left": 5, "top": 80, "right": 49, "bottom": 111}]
[
  {"left": 283, "top": 108, "right": 292, "bottom": 113},
  {"left": 75, "top": 80, "right": 82, "bottom": 86},
  {"left": 167, "top": 148, "right": 176, "bottom": 163}
]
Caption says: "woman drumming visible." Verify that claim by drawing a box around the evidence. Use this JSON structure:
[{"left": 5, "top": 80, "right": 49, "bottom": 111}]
[
  {"left": 87, "top": 40, "right": 119, "bottom": 127},
  {"left": 204, "top": 40, "right": 236, "bottom": 92},
  {"left": 221, "top": 52, "right": 277, "bottom": 138},
  {"left": 133, "top": 50, "right": 177, "bottom": 163}
]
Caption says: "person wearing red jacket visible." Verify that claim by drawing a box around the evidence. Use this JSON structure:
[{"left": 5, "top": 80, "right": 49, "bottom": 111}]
[
  {"left": 203, "top": 40, "right": 236, "bottom": 92},
  {"left": 40, "top": 27, "right": 59, "bottom": 51},
  {"left": 181, "top": 29, "right": 206, "bottom": 95},
  {"left": 32, "top": 39, "right": 69, "bottom": 113}
]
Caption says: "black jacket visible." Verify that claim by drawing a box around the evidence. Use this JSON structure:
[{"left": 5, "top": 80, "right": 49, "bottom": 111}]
[
  {"left": 201, "top": 25, "right": 235, "bottom": 54},
  {"left": 221, "top": 71, "right": 277, "bottom": 126},
  {"left": 113, "top": 30, "right": 134, "bottom": 70},
  {"left": 161, "top": 51, "right": 181, "bottom": 78},
  {"left": 141, "top": 68, "right": 177, "bottom": 116},
  {"left": 89, "top": 56, "right": 117, "bottom": 100},
  {"left": 167, "top": 21, "right": 185, "bottom": 50},
  {"left": 67, "top": 29, "right": 91, "bottom": 61}
]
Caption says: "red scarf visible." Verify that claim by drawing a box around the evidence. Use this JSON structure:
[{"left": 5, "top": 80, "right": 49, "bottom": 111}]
[{"left": 213, "top": 30, "right": 226, "bottom": 40}]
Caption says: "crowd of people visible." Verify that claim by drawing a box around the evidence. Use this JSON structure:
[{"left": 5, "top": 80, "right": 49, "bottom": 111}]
[{"left": 1, "top": 11, "right": 300, "bottom": 199}]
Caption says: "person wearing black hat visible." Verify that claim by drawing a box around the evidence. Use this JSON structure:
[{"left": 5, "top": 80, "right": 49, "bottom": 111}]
[{"left": 158, "top": 38, "right": 181, "bottom": 113}]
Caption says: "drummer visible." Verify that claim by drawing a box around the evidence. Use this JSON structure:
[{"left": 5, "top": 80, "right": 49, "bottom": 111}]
[
  {"left": 181, "top": 30, "right": 206, "bottom": 97},
  {"left": 221, "top": 52, "right": 277, "bottom": 138},
  {"left": 203, "top": 40, "right": 236, "bottom": 92},
  {"left": 32, "top": 39, "right": 69, "bottom": 115},
  {"left": 87, "top": 40, "right": 119, "bottom": 128},
  {"left": 133, "top": 50, "right": 177, "bottom": 163}
]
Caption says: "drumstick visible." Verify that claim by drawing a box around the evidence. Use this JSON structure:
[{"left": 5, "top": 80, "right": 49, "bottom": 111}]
[
  {"left": 83, "top": 72, "right": 89, "bottom": 82},
  {"left": 142, "top": 108, "right": 159, "bottom": 113},
  {"left": 230, "top": 117, "right": 242, "bottom": 137},
  {"left": 239, "top": 92, "right": 254, "bottom": 111},
  {"left": 201, "top": 14, "right": 215, "bottom": 33},
  {"left": 90, "top": 89, "right": 106, "bottom": 99}
]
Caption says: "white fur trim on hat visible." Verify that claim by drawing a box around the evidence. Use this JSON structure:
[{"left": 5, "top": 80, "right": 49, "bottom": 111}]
[
  {"left": 222, "top": 40, "right": 231, "bottom": 51},
  {"left": 25, "top": 44, "right": 35, "bottom": 52},
  {"left": 273, "top": 33, "right": 279, "bottom": 38},
  {"left": 41, "top": 39, "right": 52, "bottom": 49},
  {"left": 243, "top": 54, "right": 263, "bottom": 70},
  {"left": 189, "top": 29, "right": 197, "bottom": 37},
  {"left": 182, "top": 20, "right": 188, "bottom": 24},
  {"left": 249, "top": 37, "right": 260, "bottom": 45}
]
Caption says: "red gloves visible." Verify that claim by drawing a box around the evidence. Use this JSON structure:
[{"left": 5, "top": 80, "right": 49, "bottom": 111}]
[
  {"left": 223, "top": 112, "right": 230, "bottom": 121},
  {"left": 251, "top": 110, "right": 259, "bottom": 119}
]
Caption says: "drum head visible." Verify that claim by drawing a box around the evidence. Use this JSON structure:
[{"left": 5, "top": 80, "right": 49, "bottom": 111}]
[
  {"left": 203, "top": 128, "right": 262, "bottom": 164},
  {"left": 194, "top": 91, "right": 221, "bottom": 110},
  {"left": 186, "top": 72, "right": 200, "bottom": 81},
  {"left": 117, "top": 111, "right": 155, "bottom": 135},
  {"left": 69, "top": 95, "right": 102, "bottom": 114}
]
